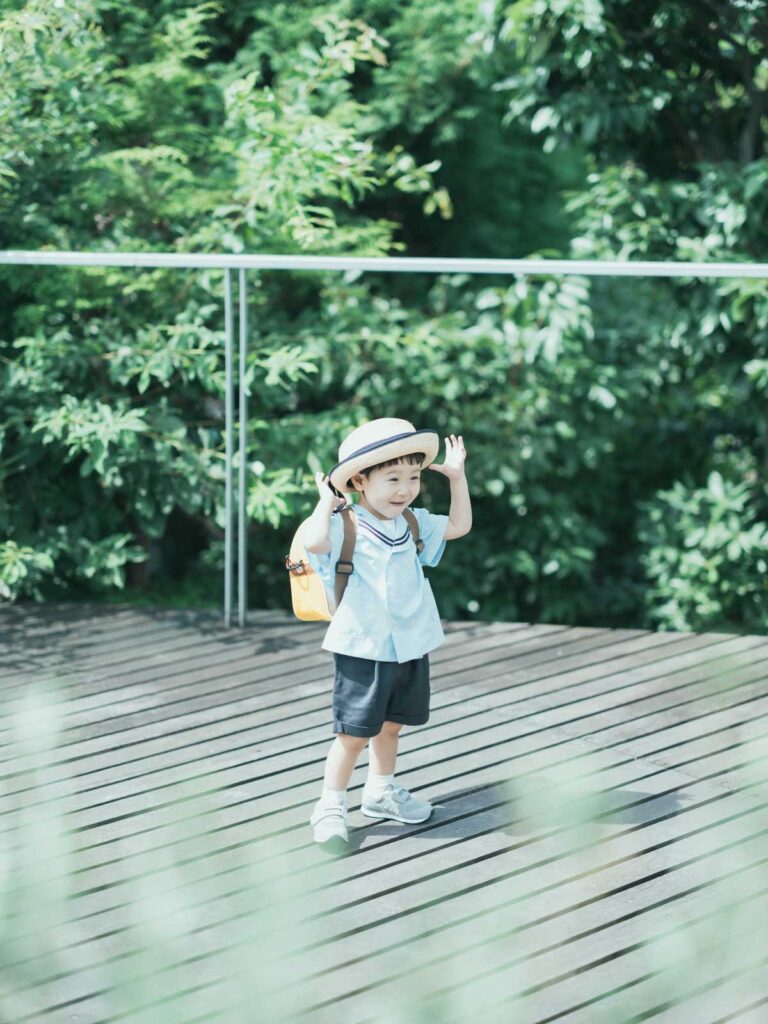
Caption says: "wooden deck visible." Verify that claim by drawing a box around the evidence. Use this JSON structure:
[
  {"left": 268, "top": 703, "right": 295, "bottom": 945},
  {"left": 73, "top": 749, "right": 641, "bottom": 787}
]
[{"left": 1, "top": 603, "right": 768, "bottom": 1024}]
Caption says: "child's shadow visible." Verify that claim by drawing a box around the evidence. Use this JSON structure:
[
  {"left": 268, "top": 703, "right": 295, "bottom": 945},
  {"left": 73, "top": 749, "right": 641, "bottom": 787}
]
[{"left": 347, "top": 776, "right": 689, "bottom": 850}]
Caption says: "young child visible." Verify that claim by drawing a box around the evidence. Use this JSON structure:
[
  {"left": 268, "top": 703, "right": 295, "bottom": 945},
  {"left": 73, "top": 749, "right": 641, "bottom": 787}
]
[{"left": 302, "top": 417, "right": 472, "bottom": 849}]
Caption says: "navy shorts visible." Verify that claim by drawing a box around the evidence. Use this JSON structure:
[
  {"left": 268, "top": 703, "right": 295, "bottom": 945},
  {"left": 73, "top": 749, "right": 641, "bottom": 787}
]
[{"left": 332, "top": 652, "right": 431, "bottom": 737}]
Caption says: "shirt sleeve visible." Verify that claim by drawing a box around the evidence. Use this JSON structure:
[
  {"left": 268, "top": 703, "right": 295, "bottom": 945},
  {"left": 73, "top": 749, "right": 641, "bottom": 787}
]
[
  {"left": 304, "top": 511, "right": 345, "bottom": 593},
  {"left": 410, "top": 506, "right": 450, "bottom": 567}
]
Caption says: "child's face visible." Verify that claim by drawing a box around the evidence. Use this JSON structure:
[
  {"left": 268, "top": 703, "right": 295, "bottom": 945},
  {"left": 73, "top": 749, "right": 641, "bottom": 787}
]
[{"left": 351, "top": 459, "right": 422, "bottom": 519}]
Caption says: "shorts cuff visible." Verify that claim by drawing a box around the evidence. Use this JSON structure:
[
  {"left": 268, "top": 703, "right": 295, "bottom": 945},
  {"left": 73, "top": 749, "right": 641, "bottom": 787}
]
[
  {"left": 384, "top": 712, "right": 429, "bottom": 726},
  {"left": 333, "top": 719, "right": 379, "bottom": 737}
]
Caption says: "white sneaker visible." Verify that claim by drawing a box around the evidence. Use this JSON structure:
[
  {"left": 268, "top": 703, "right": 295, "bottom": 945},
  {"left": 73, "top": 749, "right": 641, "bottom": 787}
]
[{"left": 310, "top": 796, "right": 349, "bottom": 848}]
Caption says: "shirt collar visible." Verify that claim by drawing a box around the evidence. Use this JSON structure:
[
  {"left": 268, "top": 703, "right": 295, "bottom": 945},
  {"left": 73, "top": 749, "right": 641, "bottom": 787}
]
[
  {"left": 354, "top": 503, "right": 402, "bottom": 527},
  {"left": 353, "top": 503, "right": 414, "bottom": 550}
]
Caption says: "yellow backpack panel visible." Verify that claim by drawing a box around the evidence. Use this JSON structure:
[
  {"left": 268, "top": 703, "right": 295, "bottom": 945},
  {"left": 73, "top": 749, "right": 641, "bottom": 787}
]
[{"left": 284, "top": 518, "right": 335, "bottom": 622}]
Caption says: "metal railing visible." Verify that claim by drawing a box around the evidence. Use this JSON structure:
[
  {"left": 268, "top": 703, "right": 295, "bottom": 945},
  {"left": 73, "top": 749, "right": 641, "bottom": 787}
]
[{"left": 3, "top": 250, "right": 768, "bottom": 627}]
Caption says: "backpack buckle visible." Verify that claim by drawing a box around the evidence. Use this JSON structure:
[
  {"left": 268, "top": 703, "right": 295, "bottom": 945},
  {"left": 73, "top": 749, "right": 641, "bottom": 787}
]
[{"left": 335, "top": 559, "right": 353, "bottom": 575}]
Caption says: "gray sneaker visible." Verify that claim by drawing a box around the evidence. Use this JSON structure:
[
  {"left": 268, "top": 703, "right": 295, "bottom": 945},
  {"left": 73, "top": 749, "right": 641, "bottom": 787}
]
[
  {"left": 361, "top": 781, "right": 433, "bottom": 824},
  {"left": 310, "top": 796, "right": 349, "bottom": 848}
]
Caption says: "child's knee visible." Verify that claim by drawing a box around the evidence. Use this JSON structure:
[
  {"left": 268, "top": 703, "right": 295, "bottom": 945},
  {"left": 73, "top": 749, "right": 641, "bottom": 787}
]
[
  {"left": 337, "top": 732, "right": 369, "bottom": 751},
  {"left": 378, "top": 720, "right": 403, "bottom": 737}
]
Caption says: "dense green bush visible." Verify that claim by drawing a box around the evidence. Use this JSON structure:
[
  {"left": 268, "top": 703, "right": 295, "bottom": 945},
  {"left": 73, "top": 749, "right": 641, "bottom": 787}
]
[
  {"left": 638, "top": 466, "right": 768, "bottom": 634},
  {"left": 1, "top": 0, "right": 766, "bottom": 634}
]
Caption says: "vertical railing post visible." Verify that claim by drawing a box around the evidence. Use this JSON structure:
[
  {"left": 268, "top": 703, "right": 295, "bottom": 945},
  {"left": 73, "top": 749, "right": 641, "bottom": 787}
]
[
  {"left": 238, "top": 268, "right": 248, "bottom": 627},
  {"left": 223, "top": 268, "right": 235, "bottom": 627}
]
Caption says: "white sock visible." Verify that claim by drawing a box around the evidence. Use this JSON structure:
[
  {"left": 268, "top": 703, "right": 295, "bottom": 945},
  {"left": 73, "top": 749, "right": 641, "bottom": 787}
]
[
  {"left": 364, "top": 771, "right": 395, "bottom": 797},
  {"left": 321, "top": 785, "right": 347, "bottom": 809}
]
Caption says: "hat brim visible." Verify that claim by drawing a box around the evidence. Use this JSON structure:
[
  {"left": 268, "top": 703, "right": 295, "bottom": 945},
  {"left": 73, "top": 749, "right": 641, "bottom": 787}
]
[{"left": 328, "top": 429, "right": 441, "bottom": 494}]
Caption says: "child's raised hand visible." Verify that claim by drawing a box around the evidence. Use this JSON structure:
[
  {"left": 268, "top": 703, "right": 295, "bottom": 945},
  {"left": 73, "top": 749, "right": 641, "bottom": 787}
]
[
  {"left": 315, "top": 472, "right": 347, "bottom": 511},
  {"left": 427, "top": 434, "right": 467, "bottom": 480}
]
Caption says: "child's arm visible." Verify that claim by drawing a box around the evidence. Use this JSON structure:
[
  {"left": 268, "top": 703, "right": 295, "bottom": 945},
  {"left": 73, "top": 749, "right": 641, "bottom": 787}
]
[
  {"left": 445, "top": 472, "right": 472, "bottom": 540},
  {"left": 427, "top": 433, "right": 471, "bottom": 540},
  {"left": 303, "top": 473, "right": 346, "bottom": 554}
]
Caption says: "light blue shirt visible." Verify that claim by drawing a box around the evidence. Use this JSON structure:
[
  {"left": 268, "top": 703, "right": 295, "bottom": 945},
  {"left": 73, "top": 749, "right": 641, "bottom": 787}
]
[{"left": 306, "top": 503, "right": 450, "bottom": 663}]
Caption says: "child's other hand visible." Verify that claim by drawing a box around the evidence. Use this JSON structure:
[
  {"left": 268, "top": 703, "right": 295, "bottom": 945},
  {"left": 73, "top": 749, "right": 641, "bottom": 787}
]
[
  {"left": 315, "top": 472, "right": 347, "bottom": 511},
  {"left": 427, "top": 434, "right": 467, "bottom": 480}
]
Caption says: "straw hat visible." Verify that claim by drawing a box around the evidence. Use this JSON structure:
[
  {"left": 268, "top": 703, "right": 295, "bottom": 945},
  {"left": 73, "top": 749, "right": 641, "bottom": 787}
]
[{"left": 328, "top": 418, "right": 440, "bottom": 495}]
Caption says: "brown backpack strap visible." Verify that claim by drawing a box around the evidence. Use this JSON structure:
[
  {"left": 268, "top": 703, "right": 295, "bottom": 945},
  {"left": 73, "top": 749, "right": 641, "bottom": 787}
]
[
  {"left": 334, "top": 507, "right": 356, "bottom": 608},
  {"left": 402, "top": 508, "right": 424, "bottom": 554}
]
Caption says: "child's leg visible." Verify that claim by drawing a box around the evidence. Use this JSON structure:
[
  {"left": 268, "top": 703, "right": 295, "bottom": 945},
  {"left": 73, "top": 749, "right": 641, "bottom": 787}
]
[
  {"left": 368, "top": 720, "right": 403, "bottom": 775},
  {"left": 363, "top": 720, "right": 403, "bottom": 801},
  {"left": 312, "top": 733, "right": 369, "bottom": 845},
  {"left": 323, "top": 732, "right": 369, "bottom": 791},
  {"left": 361, "top": 720, "right": 431, "bottom": 822}
]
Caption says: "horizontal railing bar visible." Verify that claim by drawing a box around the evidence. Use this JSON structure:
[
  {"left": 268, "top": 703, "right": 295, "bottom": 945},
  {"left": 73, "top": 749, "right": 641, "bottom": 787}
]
[{"left": 2, "top": 251, "right": 768, "bottom": 278}]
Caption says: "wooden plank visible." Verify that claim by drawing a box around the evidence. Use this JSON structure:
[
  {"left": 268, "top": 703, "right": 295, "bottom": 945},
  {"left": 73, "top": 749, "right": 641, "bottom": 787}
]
[
  {"left": 418, "top": 898, "right": 768, "bottom": 1024},
  {"left": 75, "top": 759, "right": 751, "bottom": 936},
  {"left": 42, "top": 698, "right": 768, "bottom": 933},
  {"left": 69, "top": 634, "right": 753, "bottom": 802},
  {"left": 9, "top": 638, "right": 765, "bottom": 913},
  {"left": 0, "top": 621, "right": 561, "bottom": 749},
  {"left": 3, "top": 626, "right": 737, "bottom": 794},
  {"left": 37, "top": 646, "right": 768, "bottom": 846},
  {"left": 0, "top": 611, "right": 525, "bottom": 697},
  {"left": 23, "top": 720, "right": 763, "bottom": 930},
  {"left": 1, "top": 630, "right": 720, "bottom": 831},
  {"left": 11, "top": 777, "right": 768, "bottom": 1023},
  {"left": 0, "top": 622, "right": 663, "bottom": 790},
  {"left": 0, "top": 602, "right": 148, "bottom": 645},
  {"left": 13, "top": 661, "right": 766, "bottom": 866},
  {"left": 12, "top": 692, "right": 768, "bottom": 970},
  {"left": 0, "top": 611, "right": 326, "bottom": 694},
  {"left": 637, "top": 965, "right": 768, "bottom": 1024},
  {"left": 295, "top": 860, "right": 768, "bottom": 1024},
  {"left": 4, "top": 765, "right": 765, "bottom": 987},
  {"left": 7, "top": 831, "right": 768, "bottom": 1024},
  {"left": 0, "top": 618, "right": 573, "bottom": 778},
  {"left": 54, "top": 630, "right": 758, "bottom": 760},
  {"left": 73, "top": 745, "right": 768, "bottom": 950},
  {"left": 291, "top": 798, "right": 768, "bottom": 985},
  {"left": 62, "top": 689, "right": 767, "bottom": 897},
  {"left": 0, "top": 630, "right": 753, "bottom": 880},
  {"left": 0, "top": 605, "right": 267, "bottom": 681},
  {"left": 0, "top": 620, "right": 551, "bottom": 730},
  {"left": 2, "top": 605, "right": 766, "bottom": 1024}
]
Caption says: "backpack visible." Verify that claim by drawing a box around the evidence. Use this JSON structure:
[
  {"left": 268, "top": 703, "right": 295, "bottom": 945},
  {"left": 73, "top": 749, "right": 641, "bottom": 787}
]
[{"left": 285, "top": 503, "right": 424, "bottom": 622}]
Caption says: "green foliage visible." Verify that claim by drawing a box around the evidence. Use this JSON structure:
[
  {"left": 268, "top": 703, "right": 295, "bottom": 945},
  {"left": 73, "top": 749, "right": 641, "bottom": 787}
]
[
  {"left": 638, "top": 467, "right": 768, "bottom": 633},
  {"left": 0, "top": 0, "right": 111, "bottom": 210},
  {"left": 0, "top": 2, "right": 451, "bottom": 603},
  {"left": 485, "top": 0, "right": 768, "bottom": 633},
  {"left": 1, "top": 0, "right": 766, "bottom": 634},
  {"left": 495, "top": 0, "right": 768, "bottom": 167}
]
